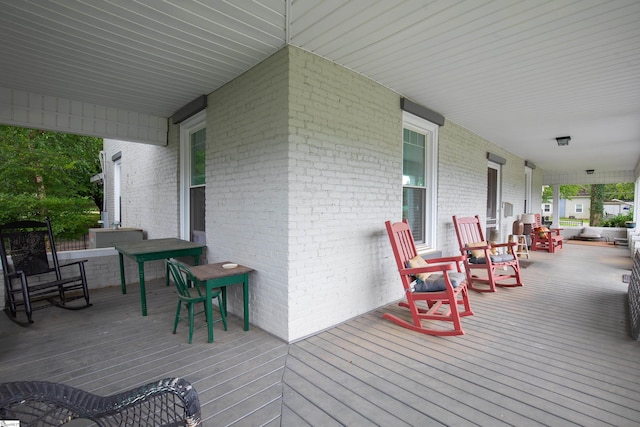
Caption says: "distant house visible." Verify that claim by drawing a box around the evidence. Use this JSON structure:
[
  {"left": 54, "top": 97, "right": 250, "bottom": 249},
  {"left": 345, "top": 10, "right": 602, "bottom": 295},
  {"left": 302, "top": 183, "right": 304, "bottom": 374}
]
[
  {"left": 562, "top": 195, "right": 591, "bottom": 220},
  {"left": 604, "top": 200, "right": 634, "bottom": 217},
  {"left": 543, "top": 196, "right": 634, "bottom": 221}
]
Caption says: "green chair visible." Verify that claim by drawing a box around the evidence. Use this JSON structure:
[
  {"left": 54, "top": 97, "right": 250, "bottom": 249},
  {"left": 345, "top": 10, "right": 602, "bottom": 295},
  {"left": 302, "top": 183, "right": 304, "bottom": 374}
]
[{"left": 167, "top": 259, "right": 227, "bottom": 344}]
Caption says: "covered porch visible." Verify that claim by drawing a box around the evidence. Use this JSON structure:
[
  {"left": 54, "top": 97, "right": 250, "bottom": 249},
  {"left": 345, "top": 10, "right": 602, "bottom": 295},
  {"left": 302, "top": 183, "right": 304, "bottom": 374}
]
[{"left": 1, "top": 242, "right": 638, "bottom": 426}]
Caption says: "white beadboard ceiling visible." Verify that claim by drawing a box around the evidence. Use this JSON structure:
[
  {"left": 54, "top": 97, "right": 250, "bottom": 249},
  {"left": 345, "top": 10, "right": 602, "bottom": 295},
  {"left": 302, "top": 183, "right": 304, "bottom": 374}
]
[{"left": 0, "top": 0, "right": 639, "bottom": 175}]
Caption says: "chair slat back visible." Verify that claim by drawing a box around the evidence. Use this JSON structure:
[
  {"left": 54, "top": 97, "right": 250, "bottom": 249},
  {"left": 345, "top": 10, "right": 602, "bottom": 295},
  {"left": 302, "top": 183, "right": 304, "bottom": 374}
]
[
  {"left": 452, "top": 215, "right": 486, "bottom": 252},
  {"left": 0, "top": 220, "right": 52, "bottom": 276},
  {"left": 533, "top": 213, "right": 542, "bottom": 228},
  {"left": 167, "top": 260, "right": 204, "bottom": 301},
  {"left": 385, "top": 220, "right": 418, "bottom": 271}
]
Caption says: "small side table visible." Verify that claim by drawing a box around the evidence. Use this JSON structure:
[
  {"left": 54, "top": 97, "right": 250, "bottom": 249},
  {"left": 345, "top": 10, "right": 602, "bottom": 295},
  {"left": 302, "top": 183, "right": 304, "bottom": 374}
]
[
  {"left": 190, "top": 262, "right": 254, "bottom": 342},
  {"left": 512, "top": 235, "right": 529, "bottom": 259}
]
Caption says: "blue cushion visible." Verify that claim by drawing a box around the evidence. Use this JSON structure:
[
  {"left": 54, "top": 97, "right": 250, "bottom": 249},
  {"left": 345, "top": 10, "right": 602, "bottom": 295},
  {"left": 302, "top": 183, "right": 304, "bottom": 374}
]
[
  {"left": 414, "top": 272, "right": 465, "bottom": 292},
  {"left": 469, "top": 253, "right": 515, "bottom": 264}
]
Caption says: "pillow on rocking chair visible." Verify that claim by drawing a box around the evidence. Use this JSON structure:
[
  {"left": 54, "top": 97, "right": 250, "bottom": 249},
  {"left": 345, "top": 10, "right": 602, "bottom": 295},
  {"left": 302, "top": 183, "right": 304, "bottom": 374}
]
[
  {"left": 466, "top": 242, "right": 515, "bottom": 264},
  {"left": 467, "top": 241, "right": 498, "bottom": 259},
  {"left": 406, "top": 255, "right": 465, "bottom": 292},
  {"left": 534, "top": 226, "right": 550, "bottom": 239}
]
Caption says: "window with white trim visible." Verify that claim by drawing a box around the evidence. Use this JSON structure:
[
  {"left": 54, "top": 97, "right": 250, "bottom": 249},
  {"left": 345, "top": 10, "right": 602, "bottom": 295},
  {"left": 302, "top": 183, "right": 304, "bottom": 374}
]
[
  {"left": 180, "top": 112, "right": 206, "bottom": 243},
  {"left": 575, "top": 204, "right": 583, "bottom": 214},
  {"left": 402, "top": 112, "right": 438, "bottom": 248}
]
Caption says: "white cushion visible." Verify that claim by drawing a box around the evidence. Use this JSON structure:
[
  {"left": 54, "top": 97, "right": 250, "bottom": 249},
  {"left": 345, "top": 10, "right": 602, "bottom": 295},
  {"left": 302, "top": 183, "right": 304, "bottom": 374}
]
[{"left": 580, "top": 227, "right": 601, "bottom": 238}]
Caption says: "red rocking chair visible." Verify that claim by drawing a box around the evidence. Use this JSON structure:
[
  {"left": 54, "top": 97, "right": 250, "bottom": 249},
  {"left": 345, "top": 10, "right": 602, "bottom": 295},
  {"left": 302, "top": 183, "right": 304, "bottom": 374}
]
[
  {"left": 384, "top": 220, "right": 473, "bottom": 336},
  {"left": 452, "top": 215, "right": 524, "bottom": 292},
  {"left": 530, "top": 213, "right": 564, "bottom": 253}
]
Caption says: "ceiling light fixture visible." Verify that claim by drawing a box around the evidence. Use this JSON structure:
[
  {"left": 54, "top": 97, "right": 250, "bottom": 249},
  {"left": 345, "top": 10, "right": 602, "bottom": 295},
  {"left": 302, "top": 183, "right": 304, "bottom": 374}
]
[
  {"left": 556, "top": 136, "right": 571, "bottom": 146},
  {"left": 586, "top": 169, "right": 594, "bottom": 174}
]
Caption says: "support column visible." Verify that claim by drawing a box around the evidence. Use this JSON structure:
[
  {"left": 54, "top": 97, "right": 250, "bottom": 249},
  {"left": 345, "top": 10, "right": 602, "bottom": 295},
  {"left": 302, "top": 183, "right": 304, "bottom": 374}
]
[{"left": 552, "top": 184, "right": 561, "bottom": 228}]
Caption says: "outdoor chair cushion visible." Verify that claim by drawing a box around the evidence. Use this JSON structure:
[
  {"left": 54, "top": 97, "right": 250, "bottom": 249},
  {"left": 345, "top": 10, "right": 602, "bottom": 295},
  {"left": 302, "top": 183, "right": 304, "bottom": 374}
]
[
  {"left": 534, "top": 226, "right": 550, "bottom": 239},
  {"left": 467, "top": 241, "right": 497, "bottom": 258},
  {"left": 579, "top": 227, "right": 602, "bottom": 239},
  {"left": 414, "top": 272, "right": 465, "bottom": 292},
  {"left": 406, "top": 255, "right": 432, "bottom": 282},
  {"left": 469, "top": 253, "right": 516, "bottom": 264},
  {"left": 406, "top": 255, "right": 464, "bottom": 292}
]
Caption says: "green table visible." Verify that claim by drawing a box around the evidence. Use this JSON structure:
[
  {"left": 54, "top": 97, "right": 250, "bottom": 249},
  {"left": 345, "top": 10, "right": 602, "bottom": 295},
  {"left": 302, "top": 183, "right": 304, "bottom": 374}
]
[
  {"left": 190, "top": 262, "right": 254, "bottom": 342},
  {"left": 115, "top": 238, "right": 205, "bottom": 316}
]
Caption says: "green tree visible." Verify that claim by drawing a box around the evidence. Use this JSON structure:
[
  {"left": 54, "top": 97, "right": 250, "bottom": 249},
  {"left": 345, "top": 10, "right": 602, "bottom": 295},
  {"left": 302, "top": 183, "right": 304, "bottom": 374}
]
[
  {"left": 541, "top": 184, "right": 583, "bottom": 203},
  {"left": 590, "top": 184, "right": 605, "bottom": 226},
  {"left": 603, "top": 182, "right": 634, "bottom": 201},
  {"left": 0, "top": 125, "right": 103, "bottom": 237}
]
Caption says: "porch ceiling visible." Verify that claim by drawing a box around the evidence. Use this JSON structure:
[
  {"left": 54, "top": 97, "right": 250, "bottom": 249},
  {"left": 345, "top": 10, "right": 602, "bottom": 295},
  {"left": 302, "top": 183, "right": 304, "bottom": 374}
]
[{"left": 1, "top": 0, "right": 639, "bottom": 175}]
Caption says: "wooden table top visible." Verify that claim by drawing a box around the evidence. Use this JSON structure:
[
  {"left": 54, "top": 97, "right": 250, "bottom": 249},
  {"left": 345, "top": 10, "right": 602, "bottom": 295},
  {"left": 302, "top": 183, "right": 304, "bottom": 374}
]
[
  {"left": 114, "top": 238, "right": 205, "bottom": 256},
  {"left": 190, "top": 262, "right": 254, "bottom": 281}
]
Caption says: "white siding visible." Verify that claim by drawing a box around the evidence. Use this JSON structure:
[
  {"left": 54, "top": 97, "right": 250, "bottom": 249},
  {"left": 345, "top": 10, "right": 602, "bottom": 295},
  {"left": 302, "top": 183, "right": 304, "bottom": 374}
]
[{"left": 0, "top": 88, "right": 167, "bottom": 145}]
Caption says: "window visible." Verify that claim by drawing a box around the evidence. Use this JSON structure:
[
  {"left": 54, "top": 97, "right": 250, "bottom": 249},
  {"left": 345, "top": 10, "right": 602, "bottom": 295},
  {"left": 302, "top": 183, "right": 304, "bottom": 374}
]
[
  {"left": 189, "top": 128, "right": 206, "bottom": 243},
  {"left": 402, "top": 112, "right": 437, "bottom": 247},
  {"left": 180, "top": 112, "right": 206, "bottom": 243},
  {"left": 575, "top": 204, "right": 583, "bottom": 214},
  {"left": 544, "top": 204, "right": 551, "bottom": 212},
  {"left": 113, "top": 159, "right": 121, "bottom": 226}
]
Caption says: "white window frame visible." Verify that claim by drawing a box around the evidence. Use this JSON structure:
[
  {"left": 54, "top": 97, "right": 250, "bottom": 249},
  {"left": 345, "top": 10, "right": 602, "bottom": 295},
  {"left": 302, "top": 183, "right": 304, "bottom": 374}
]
[
  {"left": 487, "top": 160, "right": 502, "bottom": 237},
  {"left": 179, "top": 111, "right": 206, "bottom": 241},
  {"left": 402, "top": 111, "right": 438, "bottom": 249},
  {"left": 575, "top": 204, "right": 583, "bottom": 214},
  {"left": 113, "top": 160, "right": 121, "bottom": 226}
]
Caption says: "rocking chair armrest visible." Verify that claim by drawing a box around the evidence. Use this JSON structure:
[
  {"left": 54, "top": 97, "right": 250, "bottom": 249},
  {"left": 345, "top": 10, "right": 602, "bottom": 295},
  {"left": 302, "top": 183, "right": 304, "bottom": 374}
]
[
  {"left": 4, "top": 270, "right": 26, "bottom": 280},
  {"left": 426, "top": 256, "right": 465, "bottom": 272},
  {"left": 426, "top": 255, "right": 465, "bottom": 264},
  {"left": 58, "top": 259, "right": 89, "bottom": 269},
  {"left": 491, "top": 242, "right": 517, "bottom": 248},
  {"left": 403, "top": 263, "right": 454, "bottom": 277}
]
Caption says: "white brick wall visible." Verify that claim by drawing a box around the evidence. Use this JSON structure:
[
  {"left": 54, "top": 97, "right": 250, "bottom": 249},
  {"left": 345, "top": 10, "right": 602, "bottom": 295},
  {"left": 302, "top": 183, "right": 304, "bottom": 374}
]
[
  {"left": 102, "top": 138, "right": 180, "bottom": 239},
  {"left": 437, "top": 120, "right": 536, "bottom": 256},
  {"left": 58, "top": 249, "right": 166, "bottom": 290},
  {"left": 203, "top": 46, "right": 403, "bottom": 341},
  {"left": 286, "top": 47, "right": 402, "bottom": 341},
  {"left": 206, "top": 48, "right": 291, "bottom": 339},
  {"left": 97, "top": 46, "right": 544, "bottom": 342}
]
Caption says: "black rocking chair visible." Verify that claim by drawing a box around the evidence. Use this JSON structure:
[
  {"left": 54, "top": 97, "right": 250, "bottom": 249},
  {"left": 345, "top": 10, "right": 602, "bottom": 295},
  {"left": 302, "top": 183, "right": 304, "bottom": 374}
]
[{"left": 0, "top": 217, "right": 91, "bottom": 323}]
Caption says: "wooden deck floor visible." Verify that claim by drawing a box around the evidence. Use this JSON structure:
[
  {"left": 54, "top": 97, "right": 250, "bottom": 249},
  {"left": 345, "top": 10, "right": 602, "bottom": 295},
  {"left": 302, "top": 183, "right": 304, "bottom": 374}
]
[{"left": 1, "top": 243, "right": 639, "bottom": 426}]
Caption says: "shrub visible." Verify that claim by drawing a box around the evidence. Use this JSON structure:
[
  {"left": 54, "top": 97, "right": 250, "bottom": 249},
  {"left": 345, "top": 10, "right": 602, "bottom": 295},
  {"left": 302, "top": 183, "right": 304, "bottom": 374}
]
[
  {"left": 600, "top": 211, "right": 634, "bottom": 227},
  {"left": 0, "top": 194, "right": 100, "bottom": 239}
]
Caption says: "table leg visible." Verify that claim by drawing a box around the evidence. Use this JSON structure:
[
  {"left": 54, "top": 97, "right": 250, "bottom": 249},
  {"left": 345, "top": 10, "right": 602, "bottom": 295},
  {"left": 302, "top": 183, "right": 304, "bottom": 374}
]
[
  {"left": 165, "top": 261, "right": 170, "bottom": 286},
  {"left": 220, "top": 287, "right": 227, "bottom": 317},
  {"left": 205, "top": 284, "right": 214, "bottom": 343},
  {"left": 243, "top": 273, "right": 249, "bottom": 331},
  {"left": 118, "top": 253, "right": 127, "bottom": 294},
  {"left": 138, "top": 261, "right": 147, "bottom": 316}
]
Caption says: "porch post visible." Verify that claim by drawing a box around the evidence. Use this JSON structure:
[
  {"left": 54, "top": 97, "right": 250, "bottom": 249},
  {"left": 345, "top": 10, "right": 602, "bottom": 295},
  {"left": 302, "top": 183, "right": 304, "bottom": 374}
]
[
  {"left": 552, "top": 184, "right": 561, "bottom": 228},
  {"left": 635, "top": 176, "right": 639, "bottom": 224}
]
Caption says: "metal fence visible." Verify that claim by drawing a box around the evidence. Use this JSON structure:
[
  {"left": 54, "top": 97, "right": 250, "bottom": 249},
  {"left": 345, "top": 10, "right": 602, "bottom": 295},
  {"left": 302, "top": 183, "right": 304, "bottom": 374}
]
[
  {"left": 559, "top": 219, "right": 587, "bottom": 227},
  {"left": 56, "top": 234, "right": 89, "bottom": 251}
]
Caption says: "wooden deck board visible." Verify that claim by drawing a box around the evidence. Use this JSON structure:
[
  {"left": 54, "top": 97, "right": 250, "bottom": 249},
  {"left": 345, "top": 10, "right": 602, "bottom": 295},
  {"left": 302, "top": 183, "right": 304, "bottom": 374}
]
[{"left": 2, "top": 243, "right": 640, "bottom": 426}]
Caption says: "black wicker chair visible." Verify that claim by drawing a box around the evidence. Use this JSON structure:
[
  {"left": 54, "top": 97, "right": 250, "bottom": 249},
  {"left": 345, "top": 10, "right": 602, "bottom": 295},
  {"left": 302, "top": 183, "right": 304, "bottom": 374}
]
[
  {"left": 0, "top": 217, "right": 91, "bottom": 323},
  {"left": 0, "top": 377, "right": 202, "bottom": 426}
]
